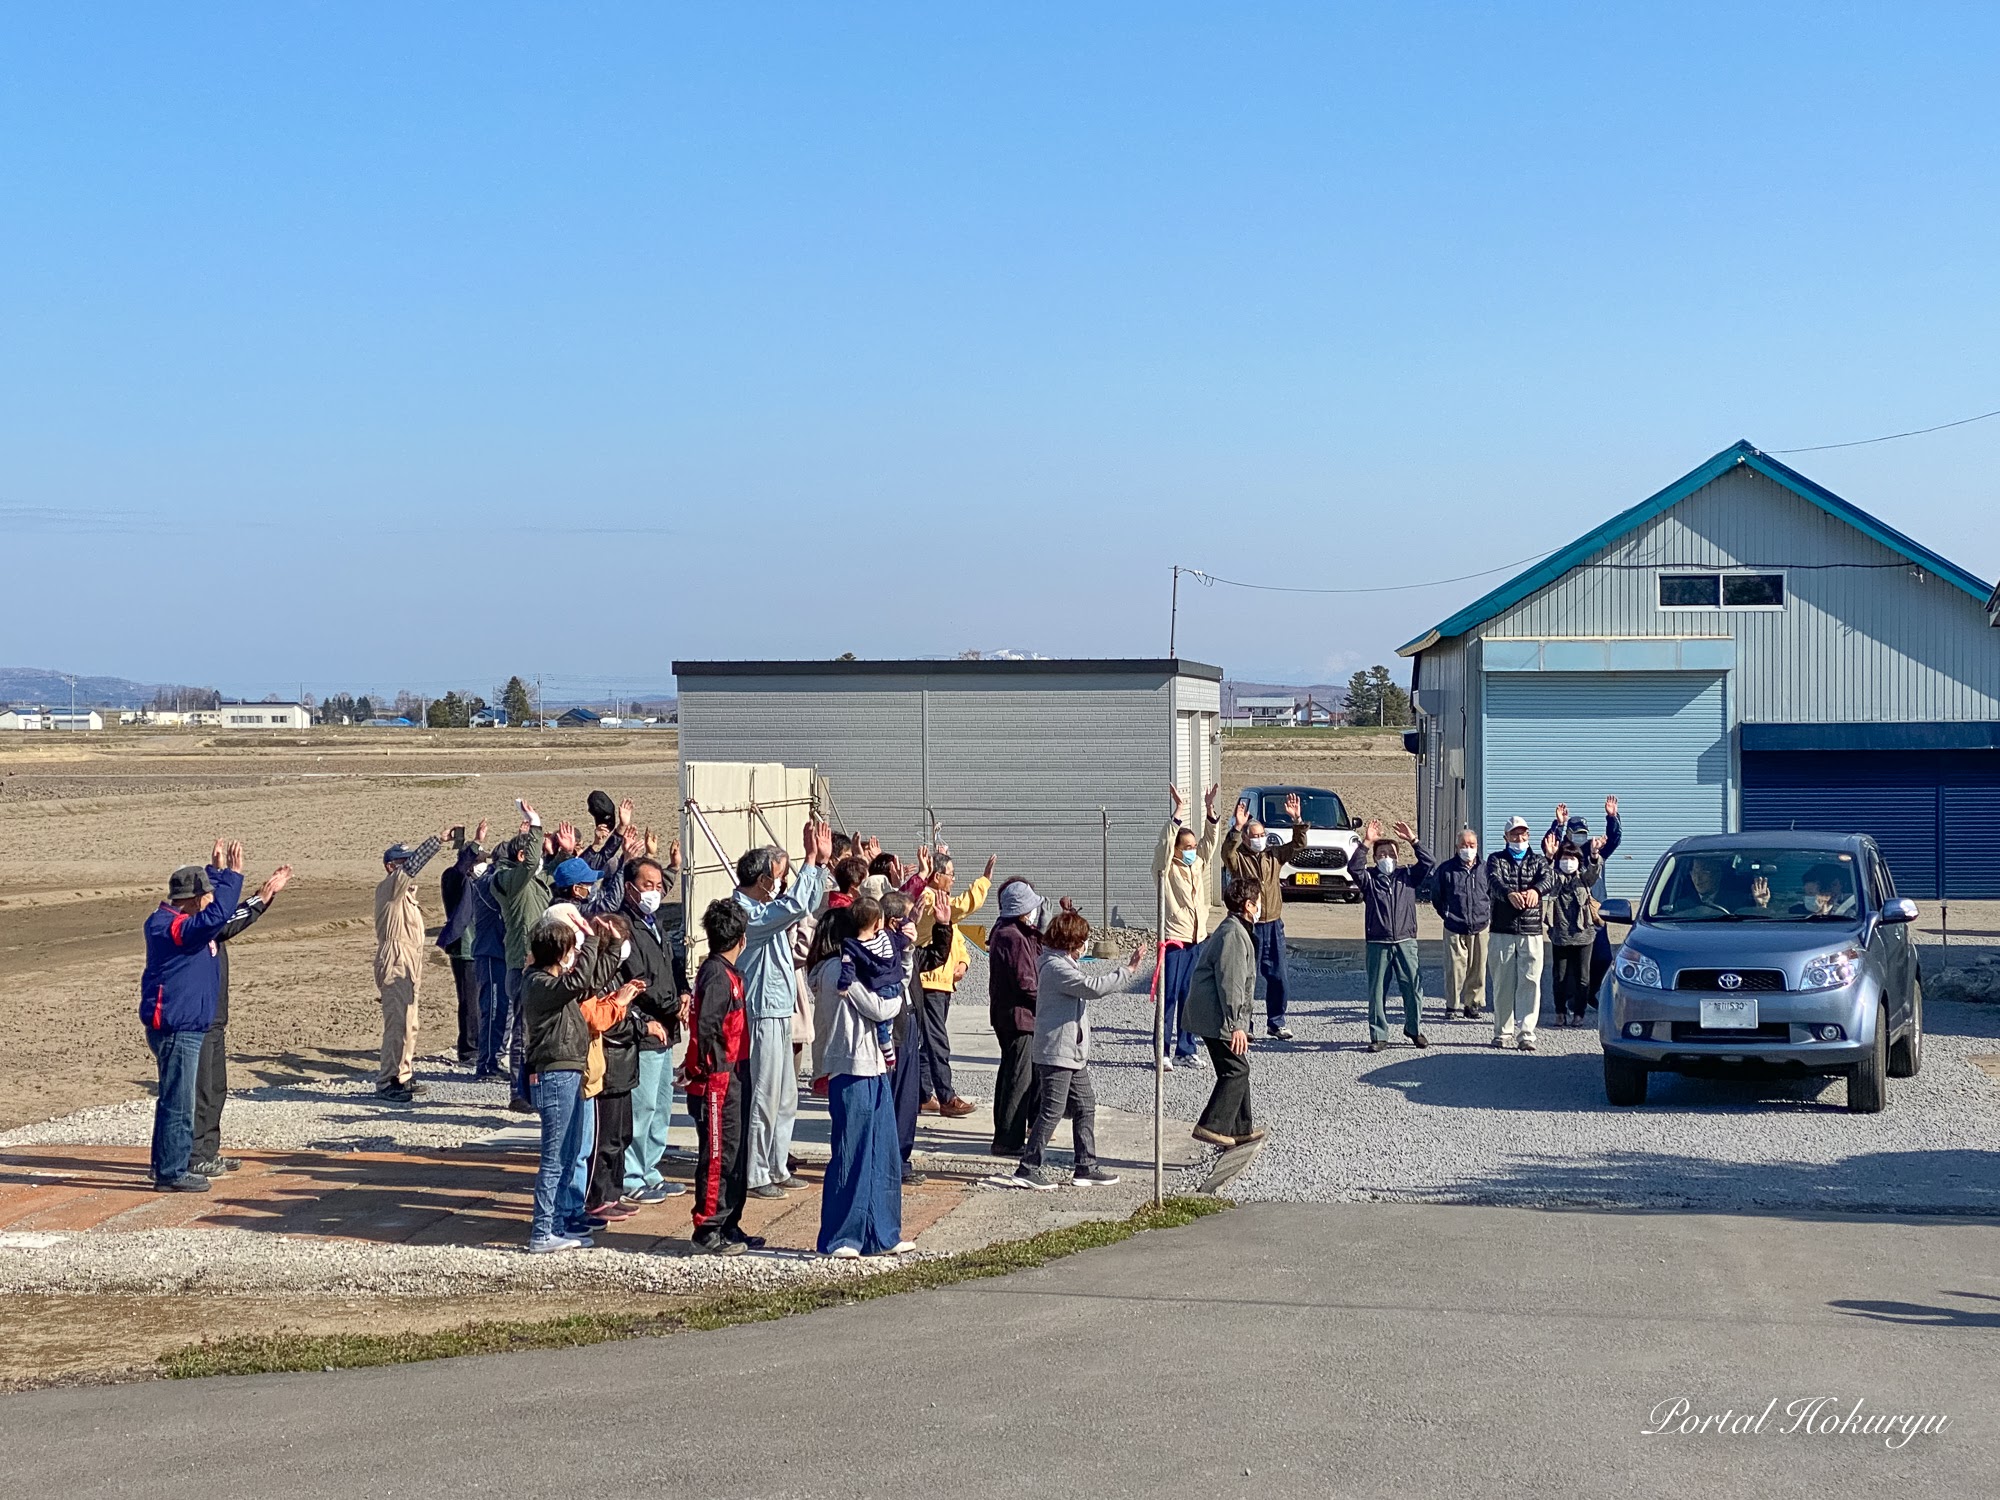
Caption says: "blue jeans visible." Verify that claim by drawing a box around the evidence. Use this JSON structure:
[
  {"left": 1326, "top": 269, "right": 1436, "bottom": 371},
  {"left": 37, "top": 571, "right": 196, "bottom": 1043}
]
[
  {"left": 1254, "top": 919, "right": 1290, "bottom": 1029},
  {"left": 475, "top": 956, "right": 511, "bottom": 1075},
  {"left": 819, "top": 1073, "right": 902, "bottom": 1254},
  {"left": 1161, "top": 940, "right": 1202, "bottom": 1058},
  {"left": 146, "top": 1028, "right": 205, "bottom": 1183},
  {"left": 624, "top": 1047, "right": 676, "bottom": 1194},
  {"left": 529, "top": 1069, "right": 591, "bottom": 1240}
]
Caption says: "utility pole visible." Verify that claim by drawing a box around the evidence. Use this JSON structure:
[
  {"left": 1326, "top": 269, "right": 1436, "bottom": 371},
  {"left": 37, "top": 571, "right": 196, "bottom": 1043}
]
[{"left": 1168, "top": 564, "right": 1181, "bottom": 657}]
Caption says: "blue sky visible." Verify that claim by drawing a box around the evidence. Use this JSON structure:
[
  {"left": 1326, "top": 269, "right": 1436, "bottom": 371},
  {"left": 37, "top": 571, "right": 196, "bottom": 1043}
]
[{"left": 4, "top": 3, "right": 1998, "bottom": 701}]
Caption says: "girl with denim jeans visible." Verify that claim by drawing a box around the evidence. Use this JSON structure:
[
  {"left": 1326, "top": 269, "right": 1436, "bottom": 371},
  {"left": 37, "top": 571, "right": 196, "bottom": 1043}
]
[{"left": 519, "top": 913, "right": 638, "bottom": 1252}]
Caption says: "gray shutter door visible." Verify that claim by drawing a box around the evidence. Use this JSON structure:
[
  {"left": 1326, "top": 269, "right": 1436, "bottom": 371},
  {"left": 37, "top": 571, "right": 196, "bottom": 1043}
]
[{"left": 1483, "top": 672, "right": 1729, "bottom": 898}]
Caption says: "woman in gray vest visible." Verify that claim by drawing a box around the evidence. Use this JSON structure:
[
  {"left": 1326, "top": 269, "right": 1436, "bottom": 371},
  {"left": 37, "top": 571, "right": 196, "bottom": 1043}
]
[{"left": 1184, "top": 878, "right": 1265, "bottom": 1148}]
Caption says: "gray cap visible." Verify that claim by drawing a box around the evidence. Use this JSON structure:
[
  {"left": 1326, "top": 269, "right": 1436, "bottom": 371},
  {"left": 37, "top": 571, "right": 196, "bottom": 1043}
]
[{"left": 167, "top": 865, "right": 213, "bottom": 900}]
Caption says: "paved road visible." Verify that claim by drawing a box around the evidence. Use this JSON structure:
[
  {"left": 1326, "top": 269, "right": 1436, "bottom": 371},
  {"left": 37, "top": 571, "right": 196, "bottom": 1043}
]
[{"left": 3, "top": 1202, "right": 1991, "bottom": 1499}]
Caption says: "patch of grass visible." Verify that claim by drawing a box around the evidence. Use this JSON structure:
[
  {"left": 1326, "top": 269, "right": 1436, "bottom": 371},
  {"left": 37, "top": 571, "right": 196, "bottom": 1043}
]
[{"left": 158, "top": 1196, "right": 1230, "bottom": 1380}]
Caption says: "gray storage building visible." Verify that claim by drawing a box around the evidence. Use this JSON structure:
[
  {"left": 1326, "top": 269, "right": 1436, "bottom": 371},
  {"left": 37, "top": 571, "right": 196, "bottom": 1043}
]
[
  {"left": 1400, "top": 441, "right": 2000, "bottom": 899},
  {"left": 673, "top": 658, "right": 1224, "bottom": 926}
]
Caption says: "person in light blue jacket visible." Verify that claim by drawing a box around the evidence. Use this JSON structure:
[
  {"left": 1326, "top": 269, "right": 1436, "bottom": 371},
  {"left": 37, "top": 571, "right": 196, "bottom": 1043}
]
[{"left": 732, "top": 820, "right": 832, "bottom": 1197}]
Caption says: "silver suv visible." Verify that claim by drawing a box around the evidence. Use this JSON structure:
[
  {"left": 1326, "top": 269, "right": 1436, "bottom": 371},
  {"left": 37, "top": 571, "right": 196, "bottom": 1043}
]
[{"left": 1598, "top": 832, "right": 1922, "bottom": 1113}]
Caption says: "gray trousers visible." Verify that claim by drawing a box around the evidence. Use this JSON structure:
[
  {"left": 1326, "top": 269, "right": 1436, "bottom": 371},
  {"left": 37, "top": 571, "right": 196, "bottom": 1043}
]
[{"left": 1020, "top": 1063, "right": 1097, "bottom": 1171}]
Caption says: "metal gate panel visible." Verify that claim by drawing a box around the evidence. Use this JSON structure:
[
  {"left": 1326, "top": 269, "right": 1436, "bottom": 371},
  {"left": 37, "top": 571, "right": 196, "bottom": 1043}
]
[{"left": 1483, "top": 672, "right": 1729, "bottom": 898}]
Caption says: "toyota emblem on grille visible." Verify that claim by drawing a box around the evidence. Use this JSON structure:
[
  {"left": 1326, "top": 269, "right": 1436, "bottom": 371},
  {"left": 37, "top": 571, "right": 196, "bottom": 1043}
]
[{"left": 1717, "top": 972, "right": 1744, "bottom": 990}]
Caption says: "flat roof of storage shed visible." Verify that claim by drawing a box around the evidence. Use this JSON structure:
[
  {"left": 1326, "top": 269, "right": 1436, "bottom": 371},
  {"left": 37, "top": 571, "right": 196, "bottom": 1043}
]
[{"left": 673, "top": 658, "right": 1224, "bottom": 681}]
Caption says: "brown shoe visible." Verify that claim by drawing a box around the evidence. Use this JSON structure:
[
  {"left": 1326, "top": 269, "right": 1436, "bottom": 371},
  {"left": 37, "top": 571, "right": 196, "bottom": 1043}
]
[
  {"left": 1191, "top": 1126, "right": 1234, "bottom": 1146},
  {"left": 918, "top": 1099, "right": 941, "bottom": 1116},
  {"left": 940, "top": 1096, "right": 976, "bottom": 1119},
  {"left": 1232, "top": 1128, "right": 1267, "bottom": 1145}
]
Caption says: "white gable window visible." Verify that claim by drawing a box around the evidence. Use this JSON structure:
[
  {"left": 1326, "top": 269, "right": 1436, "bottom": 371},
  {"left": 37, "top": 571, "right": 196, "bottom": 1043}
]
[{"left": 1658, "top": 571, "right": 1786, "bottom": 610}]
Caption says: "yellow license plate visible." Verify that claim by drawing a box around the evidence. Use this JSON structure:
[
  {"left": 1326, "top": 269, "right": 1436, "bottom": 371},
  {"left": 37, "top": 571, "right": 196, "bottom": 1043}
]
[{"left": 1292, "top": 871, "right": 1319, "bottom": 886}]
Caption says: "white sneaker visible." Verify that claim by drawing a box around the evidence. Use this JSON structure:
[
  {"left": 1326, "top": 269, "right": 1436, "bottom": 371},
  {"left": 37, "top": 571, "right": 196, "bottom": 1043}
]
[
  {"left": 891, "top": 1240, "right": 917, "bottom": 1254},
  {"left": 828, "top": 1244, "right": 862, "bottom": 1260},
  {"left": 1161, "top": 1056, "right": 1175, "bottom": 1072}
]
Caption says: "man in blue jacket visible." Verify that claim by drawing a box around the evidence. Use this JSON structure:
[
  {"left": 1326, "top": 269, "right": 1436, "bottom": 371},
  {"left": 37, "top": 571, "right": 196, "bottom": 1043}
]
[
  {"left": 140, "top": 849, "right": 247, "bottom": 1191},
  {"left": 1352, "top": 819, "right": 1436, "bottom": 1052}
]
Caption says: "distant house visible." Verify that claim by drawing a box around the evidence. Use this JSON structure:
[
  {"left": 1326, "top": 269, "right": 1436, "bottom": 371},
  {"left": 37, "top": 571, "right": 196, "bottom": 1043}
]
[
  {"left": 470, "top": 707, "right": 509, "bottom": 728},
  {"left": 555, "top": 707, "right": 601, "bottom": 728},
  {"left": 1, "top": 708, "right": 101, "bottom": 731},
  {"left": 1234, "top": 695, "right": 1299, "bottom": 727},
  {"left": 217, "top": 703, "right": 313, "bottom": 729}
]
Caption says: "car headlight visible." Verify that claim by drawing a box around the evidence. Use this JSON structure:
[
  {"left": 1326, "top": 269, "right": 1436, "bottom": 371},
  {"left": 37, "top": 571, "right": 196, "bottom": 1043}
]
[
  {"left": 1613, "top": 946, "right": 1661, "bottom": 988},
  {"left": 1799, "top": 947, "right": 1862, "bottom": 991}
]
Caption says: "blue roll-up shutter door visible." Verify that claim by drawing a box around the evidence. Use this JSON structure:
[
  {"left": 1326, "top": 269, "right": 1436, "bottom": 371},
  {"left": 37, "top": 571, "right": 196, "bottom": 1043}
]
[
  {"left": 1483, "top": 672, "right": 1729, "bottom": 898},
  {"left": 1742, "top": 749, "right": 2000, "bottom": 899}
]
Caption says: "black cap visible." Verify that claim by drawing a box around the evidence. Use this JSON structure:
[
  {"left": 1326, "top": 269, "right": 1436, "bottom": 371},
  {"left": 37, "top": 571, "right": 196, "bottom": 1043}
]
[
  {"left": 587, "top": 790, "right": 616, "bottom": 827},
  {"left": 167, "top": 865, "right": 212, "bottom": 900}
]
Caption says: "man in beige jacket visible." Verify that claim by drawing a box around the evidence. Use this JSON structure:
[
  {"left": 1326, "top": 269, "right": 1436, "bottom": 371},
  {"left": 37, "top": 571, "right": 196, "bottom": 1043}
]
[
  {"left": 374, "top": 830, "right": 448, "bottom": 1102},
  {"left": 1153, "top": 783, "right": 1222, "bottom": 1066}
]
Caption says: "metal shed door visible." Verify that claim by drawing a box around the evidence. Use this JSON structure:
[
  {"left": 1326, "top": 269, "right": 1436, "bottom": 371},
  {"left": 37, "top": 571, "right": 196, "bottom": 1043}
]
[
  {"left": 1741, "top": 750, "right": 2000, "bottom": 899},
  {"left": 1483, "top": 672, "right": 1728, "bottom": 898}
]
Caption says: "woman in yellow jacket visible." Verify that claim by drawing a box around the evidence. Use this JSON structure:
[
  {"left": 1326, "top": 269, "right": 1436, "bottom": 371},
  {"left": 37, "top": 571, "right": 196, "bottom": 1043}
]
[
  {"left": 913, "top": 849, "right": 993, "bottom": 1118},
  {"left": 1154, "top": 783, "right": 1223, "bottom": 1067}
]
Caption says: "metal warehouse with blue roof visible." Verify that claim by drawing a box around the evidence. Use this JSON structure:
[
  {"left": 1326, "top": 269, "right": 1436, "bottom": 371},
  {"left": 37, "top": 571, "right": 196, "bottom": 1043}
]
[{"left": 1400, "top": 441, "right": 2000, "bottom": 900}]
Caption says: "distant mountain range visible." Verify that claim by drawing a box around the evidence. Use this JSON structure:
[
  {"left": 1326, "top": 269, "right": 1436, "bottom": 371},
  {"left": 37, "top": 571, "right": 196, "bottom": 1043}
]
[{"left": 0, "top": 667, "right": 170, "bottom": 709}]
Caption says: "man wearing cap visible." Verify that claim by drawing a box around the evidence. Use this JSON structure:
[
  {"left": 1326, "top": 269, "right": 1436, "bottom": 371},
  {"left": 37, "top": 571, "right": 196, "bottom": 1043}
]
[
  {"left": 1485, "top": 815, "right": 1556, "bottom": 1051},
  {"left": 375, "top": 829, "right": 449, "bottom": 1102},
  {"left": 139, "top": 846, "right": 246, "bottom": 1189},
  {"left": 986, "top": 878, "right": 1046, "bottom": 1157},
  {"left": 192, "top": 842, "right": 294, "bottom": 1177}
]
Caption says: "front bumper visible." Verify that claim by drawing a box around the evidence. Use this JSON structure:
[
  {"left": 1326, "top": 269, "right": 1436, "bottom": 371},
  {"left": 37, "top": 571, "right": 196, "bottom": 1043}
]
[
  {"left": 1601, "top": 976, "right": 1880, "bottom": 1073},
  {"left": 1283, "top": 871, "right": 1353, "bottom": 896}
]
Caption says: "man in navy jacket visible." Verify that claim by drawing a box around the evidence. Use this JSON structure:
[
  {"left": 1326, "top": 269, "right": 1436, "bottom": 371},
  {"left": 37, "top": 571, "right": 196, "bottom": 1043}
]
[
  {"left": 140, "top": 848, "right": 246, "bottom": 1191},
  {"left": 1427, "top": 826, "right": 1492, "bottom": 1022},
  {"left": 1352, "top": 819, "right": 1435, "bottom": 1052}
]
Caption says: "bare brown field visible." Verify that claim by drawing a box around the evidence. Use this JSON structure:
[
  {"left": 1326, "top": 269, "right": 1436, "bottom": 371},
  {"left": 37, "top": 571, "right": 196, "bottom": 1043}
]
[{"left": 0, "top": 727, "right": 1406, "bottom": 1130}]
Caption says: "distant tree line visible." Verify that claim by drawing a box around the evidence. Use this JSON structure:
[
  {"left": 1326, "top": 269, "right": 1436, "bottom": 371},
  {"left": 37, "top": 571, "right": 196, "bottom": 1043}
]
[{"left": 149, "top": 685, "right": 221, "bottom": 711}]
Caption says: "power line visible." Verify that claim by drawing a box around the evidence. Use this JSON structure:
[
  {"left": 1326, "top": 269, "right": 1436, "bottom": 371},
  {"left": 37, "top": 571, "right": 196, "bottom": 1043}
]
[
  {"left": 1179, "top": 550, "right": 1556, "bottom": 597},
  {"left": 1775, "top": 406, "right": 2000, "bottom": 454}
]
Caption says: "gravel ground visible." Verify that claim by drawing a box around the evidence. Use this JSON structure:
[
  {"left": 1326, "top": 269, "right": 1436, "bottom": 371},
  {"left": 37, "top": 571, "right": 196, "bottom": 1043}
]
[
  {"left": 1082, "top": 949, "right": 2000, "bottom": 1214},
  {"left": 0, "top": 1054, "right": 522, "bottom": 1153},
  {"left": 0, "top": 1225, "right": 903, "bottom": 1297}
]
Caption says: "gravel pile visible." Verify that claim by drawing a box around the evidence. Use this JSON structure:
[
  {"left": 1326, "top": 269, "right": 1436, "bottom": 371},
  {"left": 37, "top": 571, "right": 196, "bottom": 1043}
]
[
  {"left": 0, "top": 1056, "right": 521, "bottom": 1153},
  {"left": 0, "top": 1225, "right": 904, "bottom": 1296},
  {"left": 1929, "top": 953, "right": 2000, "bottom": 1004},
  {"left": 1084, "top": 949, "right": 2000, "bottom": 1215}
]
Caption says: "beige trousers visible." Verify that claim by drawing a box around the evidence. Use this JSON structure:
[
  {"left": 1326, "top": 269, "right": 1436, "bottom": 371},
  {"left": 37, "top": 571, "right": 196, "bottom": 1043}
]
[
  {"left": 1445, "top": 929, "right": 1488, "bottom": 1014},
  {"left": 378, "top": 974, "right": 420, "bottom": 1086},
  {"left": 1488, "top": 933, "right": 1543, "bottom": 1041}
]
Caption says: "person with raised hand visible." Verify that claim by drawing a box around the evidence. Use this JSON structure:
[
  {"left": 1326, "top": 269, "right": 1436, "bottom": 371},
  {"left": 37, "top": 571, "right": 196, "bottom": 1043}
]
[
  {"left": 1154, "top": 782, "right": 1224, "bottom": 1068},
  {"left": 373, "top": 825, "right": 450, "bottom": 1103},
  {"left": 1219, "top": 791, "right": 1309, "bottom": 1040},
  {"left": 139, "top": 839, "right": 247, "bottom": 1191},
  {"left": 190, "top": 841, "right": 293, "bottom": 1177},
  {"left": 733, "top": 818, "right": 833, "bottom": 1200},
  {"left": 1352, "top": 819, "right": 1437, "bottom": 1052}
]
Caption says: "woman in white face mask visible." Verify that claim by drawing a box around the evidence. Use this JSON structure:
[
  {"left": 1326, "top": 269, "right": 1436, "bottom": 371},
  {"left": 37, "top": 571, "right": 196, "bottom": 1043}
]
[
  {"left": 1155, "top": 783, "right": 1224, "bottom": 1068},
  {"left": 1221, "top": 793, "right": 1309, "bottom": 1042},
  {"left": 619, "top": 847, "right": 690, "bottom": 1205},
  {"left": 1545, "top": 828, "right": 1607, "bottom": 1027}
]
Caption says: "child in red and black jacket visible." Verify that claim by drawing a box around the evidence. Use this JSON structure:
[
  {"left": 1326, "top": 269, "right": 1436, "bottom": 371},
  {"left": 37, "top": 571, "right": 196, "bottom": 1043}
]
[{"left": 687, "top": 897, "right": 756, "bottom": 1255}]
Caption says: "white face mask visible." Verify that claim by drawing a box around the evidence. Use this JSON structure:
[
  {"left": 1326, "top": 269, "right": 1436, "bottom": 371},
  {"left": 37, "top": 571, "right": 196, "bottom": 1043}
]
[
  {"left": 619, "top": 939, "right": 633, "bottom": 962},
  {"left": 1458, "top": 846, "right": 1477, "bottom": 863},
  {"left": 1558, "top": 858, "right": 1578, "bottom": 874},
  {"left": 1375, "top": 856, "right": 1396, "bottom": 875},
  {"left": 472, "top": 861, "right": 490, "bottom": 878},
  {"left": 638, "top": 889, "right": 663, "bottom": 915},
  {"left": 1245, "top": 835, "right": 1268, "bottom": 853}
]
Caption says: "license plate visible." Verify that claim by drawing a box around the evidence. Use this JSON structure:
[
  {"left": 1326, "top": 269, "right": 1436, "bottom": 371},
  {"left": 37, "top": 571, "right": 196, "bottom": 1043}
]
[
  {"left": 1699, "top": 998, "right": 1758, "bottom": 1030},
  {"left": 1292, "top": 871, "right": 1319, "bottom": 886}
]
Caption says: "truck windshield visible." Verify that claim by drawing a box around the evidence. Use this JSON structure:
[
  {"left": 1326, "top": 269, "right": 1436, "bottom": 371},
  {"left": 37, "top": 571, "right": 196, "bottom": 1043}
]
[
  {"left": 1643, "top": 849, "right": 1862, "bottom": 922},
  {"left": 1258, "top": 790, "right": 1349, "bottom": 829}
]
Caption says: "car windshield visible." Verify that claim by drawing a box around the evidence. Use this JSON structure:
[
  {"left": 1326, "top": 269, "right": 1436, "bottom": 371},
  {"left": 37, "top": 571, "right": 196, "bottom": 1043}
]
[
  {"left": 1258, "top": 790, "right": 1348, "bottom": 828},
  {"left": 1642, "top": 849, "right": 1863, "bottom": 922}
]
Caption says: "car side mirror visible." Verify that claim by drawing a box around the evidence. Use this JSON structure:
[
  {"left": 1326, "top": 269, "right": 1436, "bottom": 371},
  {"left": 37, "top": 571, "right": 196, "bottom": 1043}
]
[
  {"left": 1599, "top": 898, "right": 1634, "bottom": 925},
  {"left": 1879, "top": 897, "right": 1918, "bottom": 925},
  {"left": 1349, "top": 817, "right": 1364, "bottom": 831}
]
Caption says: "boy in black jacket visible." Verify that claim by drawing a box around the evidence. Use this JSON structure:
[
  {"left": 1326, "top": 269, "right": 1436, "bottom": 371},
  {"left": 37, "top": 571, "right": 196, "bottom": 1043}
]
[{"left": 688, "top": 899, "right": 756, "bottom": 1255}]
